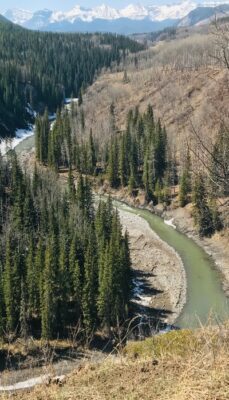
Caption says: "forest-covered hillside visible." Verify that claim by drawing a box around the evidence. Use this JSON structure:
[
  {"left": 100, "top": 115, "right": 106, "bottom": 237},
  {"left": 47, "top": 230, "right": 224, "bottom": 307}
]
[
  {"left": 0, "top": 17, "right": 143, "bottom": 138},
  {"left": 0, "top": 153, "right": 132, "bottom": 340}
]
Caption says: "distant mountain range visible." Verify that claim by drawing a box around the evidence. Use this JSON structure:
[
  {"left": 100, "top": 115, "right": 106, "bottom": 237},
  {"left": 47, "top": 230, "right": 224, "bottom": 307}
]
[{"left": 3, "top": 1, "right": 229, "bottom": 34}]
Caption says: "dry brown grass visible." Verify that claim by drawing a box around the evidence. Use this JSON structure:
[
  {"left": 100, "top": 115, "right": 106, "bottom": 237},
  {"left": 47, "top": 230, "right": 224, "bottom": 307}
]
[
  {"left": 2, "top": 324, "right": 229, "bottom": 400},
  {"left": 81, "top": 33, "right": 229, "bottom": 160},
  {"left": 0, "top": 339, "right": 72, "bottom": 354},
  {"left": 84, "top": 66, "right": 229, "bottom": 146}
]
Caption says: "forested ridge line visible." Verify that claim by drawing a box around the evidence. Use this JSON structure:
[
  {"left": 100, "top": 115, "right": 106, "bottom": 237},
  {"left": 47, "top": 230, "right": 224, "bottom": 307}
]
[{"left": 0, "top": 16, "right": 144, "bottom": 138}]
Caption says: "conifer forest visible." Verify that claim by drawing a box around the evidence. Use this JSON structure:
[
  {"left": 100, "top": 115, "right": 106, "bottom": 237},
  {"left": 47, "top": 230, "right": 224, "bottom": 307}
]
[
  {"left": 0, "top": 16, "right": 143, "bottom": 137},
  {"left": 0, "top": 11, "right": 228, "bottom": 349},
  {"left": 0, "top": 152, "right": 131, "bottom": 339}
]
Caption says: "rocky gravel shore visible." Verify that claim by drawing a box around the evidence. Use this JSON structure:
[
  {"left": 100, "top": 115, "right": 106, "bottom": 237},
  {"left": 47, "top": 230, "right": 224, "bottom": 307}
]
[{"left": 118, "top": 208, "right": 187, "bottom": 326}]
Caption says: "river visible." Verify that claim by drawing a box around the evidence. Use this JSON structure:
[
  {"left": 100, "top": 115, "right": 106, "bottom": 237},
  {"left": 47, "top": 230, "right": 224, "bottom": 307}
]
[{"left": 111, "top": 200, "right": 229, "bottom": 329}]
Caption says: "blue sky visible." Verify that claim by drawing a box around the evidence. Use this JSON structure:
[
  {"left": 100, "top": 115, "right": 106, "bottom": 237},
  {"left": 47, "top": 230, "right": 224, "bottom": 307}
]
[{"left": 0, "top": 0, "right": 191, "bottom": 13}]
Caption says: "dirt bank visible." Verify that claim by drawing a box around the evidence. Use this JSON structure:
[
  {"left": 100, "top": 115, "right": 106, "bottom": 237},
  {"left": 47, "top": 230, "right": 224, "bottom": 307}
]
[{"left": 118, "top": 207, "right": 186, "bottom": 326}]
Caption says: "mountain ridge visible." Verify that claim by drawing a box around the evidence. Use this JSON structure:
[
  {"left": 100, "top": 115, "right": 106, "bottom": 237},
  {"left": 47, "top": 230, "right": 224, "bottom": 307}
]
[
  {"left": 3, "top": 1, "right": 229, "bottom": 34},
  {"left": 4, "top": 2, "right": 197, "bottom": 25}
]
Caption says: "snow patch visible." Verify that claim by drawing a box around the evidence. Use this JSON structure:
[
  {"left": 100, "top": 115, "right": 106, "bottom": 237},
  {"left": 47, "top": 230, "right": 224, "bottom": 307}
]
[
  {"left": 0, "top": 126, "right": 35, "bottom": 156},
  {"left": 164, "top": 218, "right": 176, "bottom": 229},
  {"left": 65, "top": 98, "right": 78, "bottom": 111},
  {"left": 0, "top": 98, "right": 78, "bottom": 156},
  {"left": 133, "top": 278, "right": 152, "bottom": 308},
  {"left": 147, "top": 1, "right": 197, "bottom": 21},
  {"left": 0, "top": 375, "right": 50, "bottom": 392},
  {"left": 121, "top": 4, "right": 149, "bottom": 20},
  {"left": 4, "top": 8, "right": 33, "bottom": 25}
]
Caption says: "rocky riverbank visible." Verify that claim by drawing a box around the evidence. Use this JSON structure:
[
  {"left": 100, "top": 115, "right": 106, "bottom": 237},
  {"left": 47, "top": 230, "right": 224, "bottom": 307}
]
[{"left": 118, "top": 207, "right": 187, "bottom": 326}]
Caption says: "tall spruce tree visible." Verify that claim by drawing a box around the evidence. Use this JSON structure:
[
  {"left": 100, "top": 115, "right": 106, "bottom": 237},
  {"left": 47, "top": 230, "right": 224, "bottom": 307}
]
[
  {"left": 4, "top": 238, "right": 15, "bottom": 332},
  {"left": 192, "top": 174, "right": 214, "bottom": 237},
  {"left": 179, "top": 149, "right": 191, "bottom": 207},
  {"left": 82, "top": 230, "right": 98, "bottom": 335},
  {"left": 20, "top": 280, "right": 28, "bottom": 340},
  {"left": 41, "top": 238, "right": 58, "bottom": 340}
]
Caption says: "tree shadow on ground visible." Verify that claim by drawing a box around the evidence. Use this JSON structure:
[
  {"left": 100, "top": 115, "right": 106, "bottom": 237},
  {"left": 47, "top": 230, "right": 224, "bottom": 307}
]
[{"left": 131, "top": 269, "right": 178, "bottom": 336}]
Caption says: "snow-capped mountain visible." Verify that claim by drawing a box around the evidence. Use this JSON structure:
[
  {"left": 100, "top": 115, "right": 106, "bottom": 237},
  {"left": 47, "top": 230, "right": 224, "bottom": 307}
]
[
  {"left": 3, "top": 1, "right": 229, "bottom": 34},
  {"left": 4, "top": 8, "right": 33, "bottom": 25},
  {"left": 4, "top": 2, "right": 198, "bottom": 25},
  {"left": 147, "top": 1, "right": 197, "bottom": 21},
  {"left": 50, "top": 5, "right": 121, "bottom": 24}
]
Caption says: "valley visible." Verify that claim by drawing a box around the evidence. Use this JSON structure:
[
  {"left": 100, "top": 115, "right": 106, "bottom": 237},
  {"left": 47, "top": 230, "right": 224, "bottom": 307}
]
[{"left": 0, "top": 2, "right": 228, "bottom": 398}]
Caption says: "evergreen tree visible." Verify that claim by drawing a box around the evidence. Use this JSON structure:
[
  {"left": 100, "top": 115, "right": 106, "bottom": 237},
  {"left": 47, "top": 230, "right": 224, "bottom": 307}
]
[
  {"left": 69, "top": 236, "right": 81, "bottom": 320},
  {"left": 155, "top": 122, "right": 167, "bottom": 181},
  {"left": 26, "top": 238, "right": 38, "bottom": 317},
  {"left": 41, "top": 238, "right": 58, "bottom": 340},
  {"left": 192, "top": 174, "right": 214, "bottom": 237},
  {"left": 35, "top": 238, "right": 45, "bottom": 311},
  {"left": 143, "top": 148, "right": 152, "bottom": 201},
  {"left": 0, "top": 269, "right": 4, "bottom": 338},
  {"left": 82, "top": 231, "right": 97, "bottom": 335},
  {"left": 109, "top": 102, "right": 116, "bottom": 133},
  {"left": 68, "top": 167, "right": 76, "bottom": 203},
  {"left": 179, "top": 149, "right": 191, "bottom": 207},
  {"left": 209, "top": 198, "right": 223, "bottom": 232},
  {"left": 128, "top": 164, "right": 136, "bottom": 194},
  {"left": 4, "top": 239, "right": 15, "bottom": 332},
  {"left": 87, "top": 130, "right": 97, "bottom": 174},
  {"left": 119, "top": 134, "right": 128, "bottom": 187},
  {"left": 108, "top": 138, "right": 119, "bottom": 188},
  {"left": 78, "top": 88, "right": 83, "bottom": 107},
  {"left": 210, "top": 127, "right": 229, "bottom": 197},
  {"left": 20, "top": 280, "right": 28, "bottom": 340},
  {"left": 84, "top": 177, "right": 94, "bottom": 221},
  {"left": 58, "top": 235, "right": 69, "bottom": 332},
  {"left": 97, "top": 244, "right": 112, "bottom": 330}
]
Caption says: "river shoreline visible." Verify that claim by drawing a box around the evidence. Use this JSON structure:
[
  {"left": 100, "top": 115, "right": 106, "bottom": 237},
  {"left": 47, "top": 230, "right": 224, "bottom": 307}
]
[
  {"left": 114, "top": 207, "right": 187, "bottom": 326},
  {"left": 162, "top": 206, "right": 229, "bottom": 297},
  {"left": 97, "top": 187, "right": 229, "bottom": 299}
]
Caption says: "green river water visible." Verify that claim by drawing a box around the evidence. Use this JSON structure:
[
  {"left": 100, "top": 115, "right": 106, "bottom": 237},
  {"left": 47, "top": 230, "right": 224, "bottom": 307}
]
[{"left": 111, "top": 199, "right": 229, "bottom": 329}]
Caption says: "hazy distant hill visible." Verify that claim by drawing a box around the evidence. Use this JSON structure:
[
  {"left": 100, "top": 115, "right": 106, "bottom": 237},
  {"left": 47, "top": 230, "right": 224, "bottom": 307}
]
[{"left": 178, "top": 4, "right": 229, "bottom": 26}]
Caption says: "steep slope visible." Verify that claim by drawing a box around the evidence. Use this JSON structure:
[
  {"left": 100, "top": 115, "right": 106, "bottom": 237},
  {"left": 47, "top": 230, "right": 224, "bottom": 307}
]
[
  {"left": 80, "top": 32, "right": 229, "bottom": 154},
  {"left": 7, "top": 325, "right": 229, "bottom": 400},
  {"left": 0, "top": 18, "right": 143, "bottom": 138}
]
